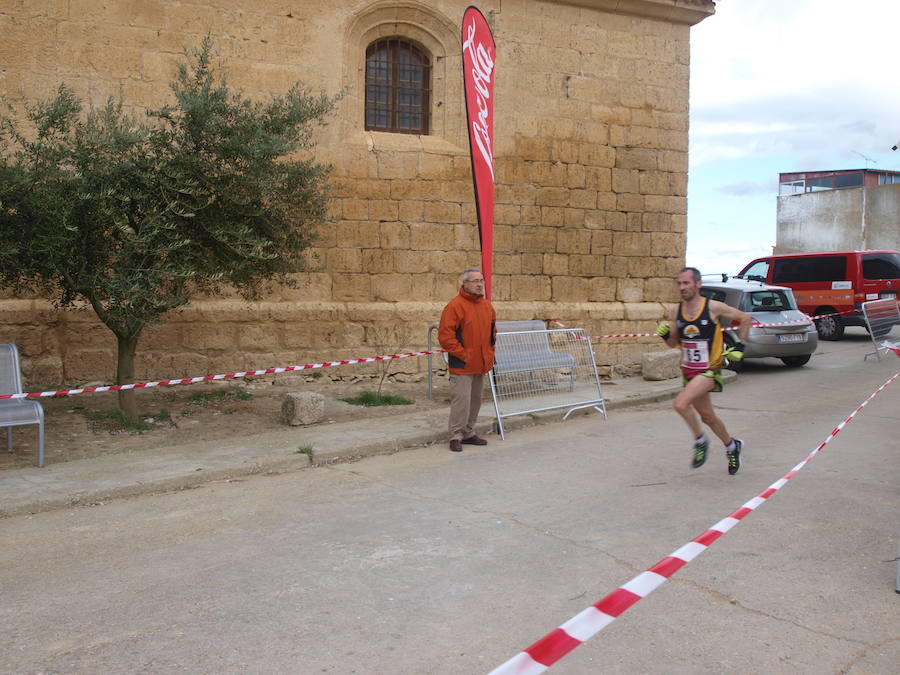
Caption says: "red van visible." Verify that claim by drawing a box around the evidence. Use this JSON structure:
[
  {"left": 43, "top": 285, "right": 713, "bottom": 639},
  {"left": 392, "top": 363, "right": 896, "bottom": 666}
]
[{"left": 738, "top": 250, "right": 900, "bottom": 340}]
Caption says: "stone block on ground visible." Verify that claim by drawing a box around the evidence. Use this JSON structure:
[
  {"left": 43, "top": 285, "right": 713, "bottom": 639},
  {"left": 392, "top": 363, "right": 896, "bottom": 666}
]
[
  {"left": 641, "top": 349, "right": 680, "bottom": 381},
  {"left": 278, "top": 375, "right": 314, "bottom": 388},
  {"left": 281, "top": 392, "right": 326, "bottom": 425}
]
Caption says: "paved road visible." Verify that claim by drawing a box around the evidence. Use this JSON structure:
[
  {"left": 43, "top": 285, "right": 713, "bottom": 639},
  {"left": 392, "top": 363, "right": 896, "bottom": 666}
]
[{"left": 2, "top": 329, "right": 898, "bottom": 674}]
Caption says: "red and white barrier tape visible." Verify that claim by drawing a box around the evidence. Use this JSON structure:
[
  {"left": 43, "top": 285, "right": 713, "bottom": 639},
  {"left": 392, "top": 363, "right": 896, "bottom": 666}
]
[
  {"left": 0, "top": 349, "right": 449, "bottom": 400},
  {"left": 488, "top": 369, "right": 900, "bottom": 675},
  {"left": 0, "top": 311, "right": 856, "bottom": 400},
  {"left": 593, "top": 319, "right": 813, "bottom": 340},
  {"left": 580, "top": 317, "right": 820, "bottom": 341},
  {"left": 554, "top": 311, "right": 845, "bottom": 341},
  {"left": 883, "top": 340, "right": 900, "bottom": 357}
]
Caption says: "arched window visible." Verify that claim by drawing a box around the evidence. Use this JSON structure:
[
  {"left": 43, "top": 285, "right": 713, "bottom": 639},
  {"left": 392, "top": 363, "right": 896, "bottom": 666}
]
[{"left": 365, "top": 39, "right": 431, "bottom": 134}]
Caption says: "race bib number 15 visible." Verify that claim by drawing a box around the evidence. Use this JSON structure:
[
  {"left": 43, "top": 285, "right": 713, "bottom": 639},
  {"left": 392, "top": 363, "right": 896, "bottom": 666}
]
[{"left": 682, "top": 340, "right": 709, "bottom": 368}]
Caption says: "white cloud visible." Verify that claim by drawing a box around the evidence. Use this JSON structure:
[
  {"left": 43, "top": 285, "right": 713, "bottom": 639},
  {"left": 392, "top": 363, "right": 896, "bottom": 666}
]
[
  {"left": 686, "top": 239, "right": 773, "bottom": 278},
  {"left": 693, "top": 1, "right": 900, "bottom": 104},
  {"left": 686, "top": 1, "right": 900, "bottom": 272},
  {"left": 692, "top": 121, "right": 802, "bottom": 138},
  {"left": 690, "top": 1, "right": 900, "bottom": 167},
  {"left": 716, "top": 180, "right": 774, "bottom": 197}
]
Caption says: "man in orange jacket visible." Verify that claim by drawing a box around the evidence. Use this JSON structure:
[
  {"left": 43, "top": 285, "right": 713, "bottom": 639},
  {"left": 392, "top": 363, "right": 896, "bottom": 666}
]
[{"left": 438, "top": 268, "right": 496, "bottom": 452}]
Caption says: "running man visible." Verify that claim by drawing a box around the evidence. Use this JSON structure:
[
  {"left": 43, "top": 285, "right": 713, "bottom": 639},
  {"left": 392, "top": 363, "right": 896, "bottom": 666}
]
[{"left": 656, "top": 267, "right": 752, "bottom": 474}]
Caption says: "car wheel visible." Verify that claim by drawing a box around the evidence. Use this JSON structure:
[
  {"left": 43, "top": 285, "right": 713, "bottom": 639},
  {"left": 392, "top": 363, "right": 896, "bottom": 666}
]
[
  {"left": 781, "top": 354, "right": 811, "bottom": 367},
  {"left": 723, "top": 334, "right": 744, "bottom": 372},
  {"left": 814, "top": 310, "right": 844, "bottom": 341}
]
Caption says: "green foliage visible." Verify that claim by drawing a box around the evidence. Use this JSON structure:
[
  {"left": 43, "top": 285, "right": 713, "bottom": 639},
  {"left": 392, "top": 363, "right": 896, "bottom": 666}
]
[
  {"left": 295, "top": 445, "right": 314, "bottom": 457},
  {"left": 81, "top": 407, "right": 174, "bottom": 433},
  {"left": 187, "top": 386, "right": 252, "bottom": 406},
  {"left": 0, "top": 37, "right": 338, "bottom": 417},
  {"left": 83, "top": 408, "right": 152, "bottom": 433},
  {"left": 338, "top": 391, "right": 414, "bottom": 407}
]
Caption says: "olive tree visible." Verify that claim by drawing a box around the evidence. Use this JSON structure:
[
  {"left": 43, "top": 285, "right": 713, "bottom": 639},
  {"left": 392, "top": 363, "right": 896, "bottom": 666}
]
[{"left": 0, "top": 39, "right": 337, "bottom": 420}]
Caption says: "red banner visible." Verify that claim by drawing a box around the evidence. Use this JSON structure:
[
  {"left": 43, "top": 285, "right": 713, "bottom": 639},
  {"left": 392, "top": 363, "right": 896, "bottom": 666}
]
[{"left": 462, "top": 6, "right": 496, "bottom": 300}]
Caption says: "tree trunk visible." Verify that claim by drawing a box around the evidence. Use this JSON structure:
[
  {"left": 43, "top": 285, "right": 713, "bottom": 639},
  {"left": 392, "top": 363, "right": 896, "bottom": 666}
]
[{"left": 115, "top": 333, "right": 140, "bottom": 423}]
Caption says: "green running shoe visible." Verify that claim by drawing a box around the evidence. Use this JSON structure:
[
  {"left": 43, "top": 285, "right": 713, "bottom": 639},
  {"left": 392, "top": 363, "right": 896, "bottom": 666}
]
[
  {"left": 692, "top": 436, "right": 709, "bottom": 468},
  {"left": 727, "top": 438, "right": 743, "bottom": 475}
]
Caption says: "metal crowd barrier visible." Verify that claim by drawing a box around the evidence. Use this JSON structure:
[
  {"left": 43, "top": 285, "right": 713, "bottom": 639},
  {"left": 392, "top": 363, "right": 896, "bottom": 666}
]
[
  {"left": 426, "top": 324, "right": 442, "bottom": 400},
  {"left": 861, "top": 298, "right": 900, "bottom": 361},
  {"left": 488, "top": 324, "right": 606, "bottom": 440}
]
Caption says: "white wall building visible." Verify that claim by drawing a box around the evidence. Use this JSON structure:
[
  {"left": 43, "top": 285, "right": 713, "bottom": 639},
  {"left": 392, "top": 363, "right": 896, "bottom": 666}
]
[{"left": 776, "top": 169, "right": 900, "bottom": 253}]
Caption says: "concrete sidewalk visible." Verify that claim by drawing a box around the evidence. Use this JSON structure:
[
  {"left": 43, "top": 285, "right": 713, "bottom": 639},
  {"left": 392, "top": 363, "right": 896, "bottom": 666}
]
[{"left": 0, "top": 374, "right": 730, "bottom": 517}]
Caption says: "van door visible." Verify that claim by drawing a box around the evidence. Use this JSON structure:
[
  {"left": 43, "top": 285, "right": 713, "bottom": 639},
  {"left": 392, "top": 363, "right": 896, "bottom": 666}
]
[
  {"left": 861, "top": 251, "right": 900, "bottom": 301},
  {"left": 771, "top": 255, "right": 852, "bottom": 312}
]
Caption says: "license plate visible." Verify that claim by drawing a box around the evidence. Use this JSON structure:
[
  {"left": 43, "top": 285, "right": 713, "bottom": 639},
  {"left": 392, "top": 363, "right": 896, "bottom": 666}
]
[
  {"left": 881, "top": 292, "right": 896, "bottom": 299},
  {"left": 777, "top": 333, "right": 807, "bottom": 343}
]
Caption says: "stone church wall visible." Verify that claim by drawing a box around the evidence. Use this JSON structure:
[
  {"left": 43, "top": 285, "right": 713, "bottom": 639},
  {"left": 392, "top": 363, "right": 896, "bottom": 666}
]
[{"left": 0, "top": 0, "right": 713, "bottom": 387}]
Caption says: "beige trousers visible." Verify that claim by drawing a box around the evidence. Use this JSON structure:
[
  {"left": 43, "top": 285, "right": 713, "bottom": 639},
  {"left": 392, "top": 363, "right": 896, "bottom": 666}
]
[{"left": 448, "top": 373, "right": 485, "bottom": 441}]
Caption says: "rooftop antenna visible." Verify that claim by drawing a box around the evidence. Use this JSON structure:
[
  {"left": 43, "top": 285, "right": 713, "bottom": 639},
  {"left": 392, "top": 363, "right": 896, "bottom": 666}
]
[{"left": 851, "top": 150, "right": 877, "bottom": 168}]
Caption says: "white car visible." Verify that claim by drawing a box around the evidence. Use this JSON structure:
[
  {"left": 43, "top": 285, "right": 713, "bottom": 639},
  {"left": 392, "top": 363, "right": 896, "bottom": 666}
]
[{"left": 699, "top": 276, "right": 818, "bottom": 370}]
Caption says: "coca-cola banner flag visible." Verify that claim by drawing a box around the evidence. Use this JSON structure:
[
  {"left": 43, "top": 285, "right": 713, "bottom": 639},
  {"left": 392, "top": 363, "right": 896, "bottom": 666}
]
[{"left": 462, "top": 6, "right": 496, "bottom": 300}]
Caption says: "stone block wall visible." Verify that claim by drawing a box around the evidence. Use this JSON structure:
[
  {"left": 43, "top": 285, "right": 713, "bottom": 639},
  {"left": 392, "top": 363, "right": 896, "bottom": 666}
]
[{"left": 0, "top": 0, "right": 713, "bottom": 389}]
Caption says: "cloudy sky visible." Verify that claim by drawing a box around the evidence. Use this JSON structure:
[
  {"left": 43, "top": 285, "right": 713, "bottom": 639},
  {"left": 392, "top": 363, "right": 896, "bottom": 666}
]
[{"left": 686, "top": 0, "right": 900, "bottom": 276}]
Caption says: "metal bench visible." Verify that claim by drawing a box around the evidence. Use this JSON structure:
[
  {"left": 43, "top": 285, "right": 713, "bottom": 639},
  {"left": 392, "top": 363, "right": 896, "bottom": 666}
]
[
  {"left": 488, "top": 321, "right": 605, "bottom": 439},
  {"left": 0, "top": 344, "right": 45, "bottom": 467},
  {"left": 492, "top": 320, "right": 576, "bottom": 390},
  {"left": 424, "top": 320, "right": 578, "bottom": 400}
]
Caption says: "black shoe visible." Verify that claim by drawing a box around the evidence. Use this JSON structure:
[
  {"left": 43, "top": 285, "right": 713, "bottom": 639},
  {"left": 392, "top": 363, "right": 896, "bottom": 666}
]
[
  {"left": 461, "top": 435, "right": 488, "bottom": 446},
  {"left": 727, "top": 439, "right": 742, "bottom": 475},
  {"left": 449, "top": 439, "right": 463, "bottom": 452},
  {"left": 692, "top": 436, "right": 709, "bottom": 468}
]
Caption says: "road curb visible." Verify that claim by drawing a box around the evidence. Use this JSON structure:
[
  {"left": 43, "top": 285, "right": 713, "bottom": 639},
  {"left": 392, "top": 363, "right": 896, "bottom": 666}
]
[{"left": 0, "top": 374, "right": 717, "bottom": 518}]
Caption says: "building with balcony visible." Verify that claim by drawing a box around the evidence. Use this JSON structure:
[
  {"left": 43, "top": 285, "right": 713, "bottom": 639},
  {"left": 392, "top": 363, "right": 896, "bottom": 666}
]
[{"left": 776, "top": 169, "right": 900, "bottom": 254}]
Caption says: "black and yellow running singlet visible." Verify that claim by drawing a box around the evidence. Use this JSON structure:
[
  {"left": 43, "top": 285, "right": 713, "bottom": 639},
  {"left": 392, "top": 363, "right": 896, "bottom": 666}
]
[{"left": 676, "top": 297, "right": 724, "bottom": 379}]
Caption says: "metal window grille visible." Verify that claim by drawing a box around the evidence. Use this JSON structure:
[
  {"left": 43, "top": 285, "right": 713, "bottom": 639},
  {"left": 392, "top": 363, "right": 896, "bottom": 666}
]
[
  {"left": 861, "top": 298, "right": 900, "bottom": 361},
  {"left": 365, "top": 39, "right": 431, "bottom": 135},
  {"left": 488, "top": 324, "right": 606, "bottom": 439}
]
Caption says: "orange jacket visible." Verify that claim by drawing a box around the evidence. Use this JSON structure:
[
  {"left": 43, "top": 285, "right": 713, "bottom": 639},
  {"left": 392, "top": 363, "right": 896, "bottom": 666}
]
[{"left": 438, "top": 287, "right": 496, "bottom": 375}]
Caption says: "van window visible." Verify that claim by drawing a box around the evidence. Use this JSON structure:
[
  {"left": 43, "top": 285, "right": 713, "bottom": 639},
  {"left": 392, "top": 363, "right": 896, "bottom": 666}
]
[
  {"left": 742, "top": 260, "right": 769, "bottom": 281},
  {"left": 862, "top": 252, "right": 900, "bottom": 279},
  {"left": 772, "top": 256, "right": 847, "bottom": 283}
]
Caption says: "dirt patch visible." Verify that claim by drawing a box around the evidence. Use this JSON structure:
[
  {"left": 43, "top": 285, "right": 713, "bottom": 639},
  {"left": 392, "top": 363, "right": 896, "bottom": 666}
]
[{"left": 1, "top": 375, "right": 450, "bottom": 470}]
